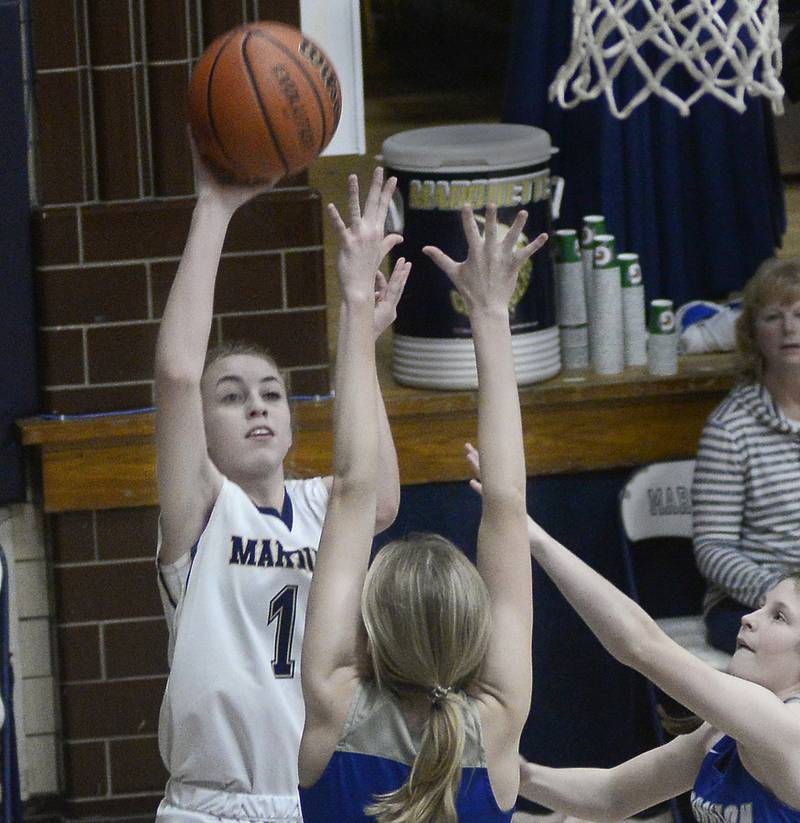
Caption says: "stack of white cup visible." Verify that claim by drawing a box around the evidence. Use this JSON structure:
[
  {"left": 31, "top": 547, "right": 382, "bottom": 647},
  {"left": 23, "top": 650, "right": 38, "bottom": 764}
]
[
  {"left": 647, "top": 299, "right": 679, "bottom": 375},
  {"left": 590, "top": 234, "right": 624, "bottom": 375},
  {"left": 554, "top": 229, "right": 589, "bottom": 369},
  {"left": 619, "top": 253, "right": 647, "bottom": 367}
]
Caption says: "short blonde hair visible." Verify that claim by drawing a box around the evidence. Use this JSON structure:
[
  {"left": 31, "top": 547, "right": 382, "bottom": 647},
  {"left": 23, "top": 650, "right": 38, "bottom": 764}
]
[
  {"left": 361, "top": 534, "right": 491, "bottom": 823},
  {"left": 736, "top": 258, "right": 800, "bottom": 381}
]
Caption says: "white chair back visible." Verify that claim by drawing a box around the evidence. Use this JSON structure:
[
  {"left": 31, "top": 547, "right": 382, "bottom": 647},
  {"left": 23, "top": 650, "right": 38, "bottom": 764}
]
[{"left": 620, "top": 459, "right": 695, "bottom": 543}]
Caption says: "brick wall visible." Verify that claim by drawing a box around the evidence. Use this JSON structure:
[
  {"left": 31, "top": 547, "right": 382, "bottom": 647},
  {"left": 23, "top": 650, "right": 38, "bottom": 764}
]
[
  {"left": 31, "top": 0, "right": 331, "bottom": 415},
  {"left": 26, "top": 0, "right": 331, "bottom": 817},
  {"left": 49, "top": 506, "right": 166, "bottom": 819}
]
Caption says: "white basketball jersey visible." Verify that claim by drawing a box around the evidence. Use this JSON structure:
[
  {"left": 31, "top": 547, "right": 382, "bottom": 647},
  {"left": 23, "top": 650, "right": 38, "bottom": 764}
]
[{"left": 158, "top": 476, "right": 328, "bottom": 799}]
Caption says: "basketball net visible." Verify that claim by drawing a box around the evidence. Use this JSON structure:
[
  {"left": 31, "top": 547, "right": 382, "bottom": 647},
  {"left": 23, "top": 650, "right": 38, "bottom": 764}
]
[{"left": 550, "top": 0, "right": 785, "bottom": 118}]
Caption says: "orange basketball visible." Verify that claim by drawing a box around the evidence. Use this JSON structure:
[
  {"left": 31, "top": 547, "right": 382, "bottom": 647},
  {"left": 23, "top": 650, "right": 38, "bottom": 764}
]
[{"left": 188, "top": 21, "right": 342, "bottom": 182}]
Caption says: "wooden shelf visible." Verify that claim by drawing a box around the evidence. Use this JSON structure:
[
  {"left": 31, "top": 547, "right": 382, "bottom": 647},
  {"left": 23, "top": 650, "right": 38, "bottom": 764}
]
[{"left": 18, "top": 352, "right": 738, "bottom": 513}]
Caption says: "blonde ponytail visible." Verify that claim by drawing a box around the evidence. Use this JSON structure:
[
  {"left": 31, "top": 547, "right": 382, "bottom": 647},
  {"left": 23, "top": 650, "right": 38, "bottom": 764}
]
[
  {"left": 365, "top": 691, "right": 466, "bottom": 823},
  {"left": 360, "top": 535, "right": 492, "bottom": 823}
]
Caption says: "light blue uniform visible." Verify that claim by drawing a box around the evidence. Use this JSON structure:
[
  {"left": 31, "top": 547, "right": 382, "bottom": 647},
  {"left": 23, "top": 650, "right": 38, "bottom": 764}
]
[{"left": 299, "top": 681, "right": 514, "bottom": 823}]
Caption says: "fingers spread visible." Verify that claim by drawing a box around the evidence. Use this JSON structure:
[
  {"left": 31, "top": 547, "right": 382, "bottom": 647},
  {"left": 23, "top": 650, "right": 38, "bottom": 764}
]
[
  {"left": 380, "top": 233, "right": 403, "bottom": 259},
  {"left": 373, "top": 271, "right": 388, "bottom": 302},
  {"left": 502, "top": 210, "right": 528, "bottom": 254},
  {"left": 519, "top": 231, "right": 549, "bottom": 262},
  {"left": 484, "top": 204, "right": 498, "bottom": 246},
  {"left": 326, "top": 202, "right": 348, "bottom": 242},
  {"left": 346, "top": 174, "right": 362, "bottom": 225},
  {"left": 362, "top": 166, "right": 384, "bottom": 220},
  {"left": 422, "top": 245, "right": 458, "bottom": 278},
  {"left": 385, "top": 258, "right": 411, "bottom": 305},
  {"left": 461, "top": 204, "right": 481, "bottom": 248},
  {"left": 376, "top": 176, "right": 398, "bottom": 226}
]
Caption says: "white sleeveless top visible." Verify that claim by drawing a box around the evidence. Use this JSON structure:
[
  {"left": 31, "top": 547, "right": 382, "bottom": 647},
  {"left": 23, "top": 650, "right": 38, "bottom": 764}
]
[{"left": 157, "top": 476, "right": 328, "bottom": 801}]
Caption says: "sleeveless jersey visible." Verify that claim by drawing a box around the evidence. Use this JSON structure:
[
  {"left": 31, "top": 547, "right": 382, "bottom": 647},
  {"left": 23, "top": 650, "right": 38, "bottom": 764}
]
[
  {"left": 691, "top": 735, "right": 800, "bottom": 822},
  {"left": 158, "top": 476, "right": 328, "bottom": 807},
  {"left": 298, "top": 681, "right": 515, "bottom": 823}
]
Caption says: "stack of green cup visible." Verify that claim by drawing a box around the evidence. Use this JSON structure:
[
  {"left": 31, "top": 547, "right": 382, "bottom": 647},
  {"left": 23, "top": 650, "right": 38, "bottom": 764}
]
[
  {"left": 619, "top": 253, "right": 647, "bottom": 367},
  {"left": 590, "top": 234, "right": 624, "bottom": 374},
  {"left": 554, "top": 229, "right": 588, "bottom": 369},
  {"left": 580, "top": 215, "right": 606, "bottom": 326},
  {"left": 647, "top": 298, "right": 678, "bottom": 375}
]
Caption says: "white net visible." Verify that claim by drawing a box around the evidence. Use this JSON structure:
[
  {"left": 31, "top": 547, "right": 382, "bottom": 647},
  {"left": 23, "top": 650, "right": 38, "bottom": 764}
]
[{"left": 550, "top": 0, "right": 785, "bottom": 118}]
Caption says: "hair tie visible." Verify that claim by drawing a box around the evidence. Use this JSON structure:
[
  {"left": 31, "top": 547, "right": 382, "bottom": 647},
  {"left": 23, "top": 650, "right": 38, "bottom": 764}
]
[{"left": 430, "top": 685, "right": 451, "bottom": 708}]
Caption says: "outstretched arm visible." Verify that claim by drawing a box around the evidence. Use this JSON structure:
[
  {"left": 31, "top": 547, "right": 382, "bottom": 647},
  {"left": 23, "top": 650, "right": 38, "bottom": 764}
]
[
  {"left": 522, "top": 512, "right": 800, "bottom": 800},
  {"left": 424, "top": 207, "right": 547, "bottom": 729},
  {"left": 301, "top": 170, "right": 407, "bottom": 748},
  {"left": 155, "top": 143, "right": 275, "bottom": 565},
  {"left": 519, "top": 725, "right": 713, "bottom": 822},
  {"left": 465, "top": 446, "right": 800, "bottom": 801}
]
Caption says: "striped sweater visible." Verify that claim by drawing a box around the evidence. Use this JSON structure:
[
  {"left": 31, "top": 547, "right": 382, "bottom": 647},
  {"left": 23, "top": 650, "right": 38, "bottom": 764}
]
[{"left": 692, "top": 382, "right": 800, "bottom": 612}]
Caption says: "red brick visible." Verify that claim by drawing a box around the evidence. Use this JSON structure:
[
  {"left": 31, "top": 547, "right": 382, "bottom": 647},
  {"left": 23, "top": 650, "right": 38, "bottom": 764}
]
[
  {"left": 286, "top": 249, "right": 326, "bottom": 308},
  {"left": 61, "top": 677, "right": 165, "bottom": 739},
  {"left": 36, "top": 265, "right": 149, "bottom": 326},
  {"left": 95, "top": 507, "right": 159, "bottom": 560},
  {"left": 148, "top": 64, "right": 193, "bottom": 197},
  {"left": 30, "top": 0, "right": 80, "bottom": 70},
  {"left": 43, "top": 383, "right": 154, "bottom": 416},
  {"left": 57, "top": 625, "right": 102, "bottom": 683},
  {"left": 50, "top": 511, "right": 96, "bottom": 563},
  {"left": 93, "top": 68, "right": 140, "bottom": 201},
  {"left": 63, "top": 741, "right": 107, "bottom": 797},
  {"left": 86, "top": 0, "right": 132, "bottom": 66},
  {"left": 144, "top": 0, "right": 189, "bottom": 61},
  {"left": 34, "top": 72, "right": 86, "bottom": 204},
  {"left": 86, "top": 323, "right": 159, "bottom": 383},
  {"left": 104, "top": 619, "right": 169, "bottom": 679},
  {"left": 33, "top": 208, "right": 80, "bottom": 267},
  {"left": 54, "top": 561, "right": 162, "bottom": 623},
  {"left": 220, "top": 309, "right": 328, "bottom": 369},
  {"left": 38, "top": 329, "right": 85, "bottom": 387},
  {"left": 109, "top": 737, "right": 168, "bottom": 794}
]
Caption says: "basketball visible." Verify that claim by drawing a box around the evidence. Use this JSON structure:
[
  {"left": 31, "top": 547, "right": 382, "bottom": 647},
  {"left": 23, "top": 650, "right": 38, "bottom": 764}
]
[{"left": 188, "top": 21, "right": 342, "bottom": 183}]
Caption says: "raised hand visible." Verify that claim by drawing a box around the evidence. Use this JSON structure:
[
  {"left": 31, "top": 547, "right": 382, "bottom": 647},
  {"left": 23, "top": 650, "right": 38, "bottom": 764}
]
[
  {"left": 422, "top": 204, "right": 548, "bottom": 316},
  {"left": 190, "top": 132, "right": 277, "bottom": 217},
  {"left": 327, "top": 168, "right": 403, "bottom": 304},
  {"left": 373, "top": 257, "right": 411, "bottom": 339}
]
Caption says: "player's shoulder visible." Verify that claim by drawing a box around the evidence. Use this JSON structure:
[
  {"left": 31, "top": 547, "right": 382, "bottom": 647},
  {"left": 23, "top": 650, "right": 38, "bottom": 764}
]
[{"left": 285, "top": 476, "right": 330, "bottom": 509}]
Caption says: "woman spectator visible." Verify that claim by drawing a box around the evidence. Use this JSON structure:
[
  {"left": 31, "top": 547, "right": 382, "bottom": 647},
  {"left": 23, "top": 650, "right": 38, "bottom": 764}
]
[{"left": 693, "top": 258, "right": 800, "bottom": 654}]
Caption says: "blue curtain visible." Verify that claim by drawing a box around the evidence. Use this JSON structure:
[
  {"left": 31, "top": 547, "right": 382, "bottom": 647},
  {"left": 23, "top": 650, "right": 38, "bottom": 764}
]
[
  {"left": 503, "top": 0, "right": 786, "bottom": 306},
  {"left": 0, "top": 0, "right": 37, "bottom": 504}
]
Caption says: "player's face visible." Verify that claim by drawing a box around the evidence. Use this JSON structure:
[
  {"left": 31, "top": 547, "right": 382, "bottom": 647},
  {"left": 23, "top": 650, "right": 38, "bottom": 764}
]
[
  {"left": 729, "top": 579, "right": 800, "bottom": 697},
  {"left": 754, "top": 295, "right": 800, "bottom": 377},
  {"left": 201, "top": 354, "right": 292, "bottom": 478}
]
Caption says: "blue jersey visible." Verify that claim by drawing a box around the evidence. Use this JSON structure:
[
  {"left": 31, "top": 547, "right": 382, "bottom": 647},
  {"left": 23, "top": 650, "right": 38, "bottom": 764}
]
[
  {"left": 299, "top": 681, "right": 514, "bottom": 823},
  {"left": 691, "top": 735, "right": 800, "bottom": 822}
]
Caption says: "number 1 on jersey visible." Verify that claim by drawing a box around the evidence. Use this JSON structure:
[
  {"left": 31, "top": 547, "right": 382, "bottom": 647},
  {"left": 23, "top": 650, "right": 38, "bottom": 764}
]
[{"left": 268, "top": 584, "right": 298, "bottom": 678}]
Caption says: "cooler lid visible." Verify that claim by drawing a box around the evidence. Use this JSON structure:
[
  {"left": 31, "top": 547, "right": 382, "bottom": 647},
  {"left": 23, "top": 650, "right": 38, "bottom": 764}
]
[{"left": 380, "top": 123, "right": 553, "bottom": 172}]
